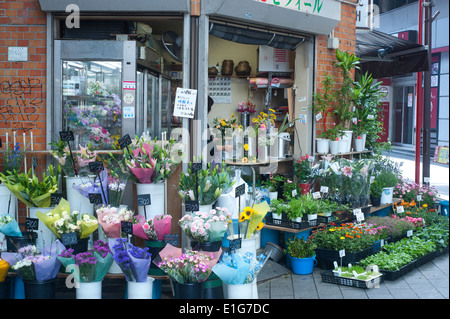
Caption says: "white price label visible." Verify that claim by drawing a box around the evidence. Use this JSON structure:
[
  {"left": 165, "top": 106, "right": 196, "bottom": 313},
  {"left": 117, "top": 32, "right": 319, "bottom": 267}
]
[
  {"left": 417, "top": 195, "right": 422, "bottom": 201},
  {"left": 292, "top": 189, "right": 297, "bottom": 197},
  {"left": 356, "top": 212, "right": 365, "bottom": 222},
  {"left": 313, "top": 192, "right": 321, "bottom": 199},
  {"left": 367, "top": 114, "right": 374, "bottom": 120},
  {"left": 352, "top": 117, "right": 358, "bottom": 124},
  {"left": 339, "top": 250, "right": 346, "bottom": 258},
  {"left": 308, "top": 156, "right": 315, "bottom": 162},
  {"left": 380, "top": 239, "right": 384, "bottom": 247},
  {"left": 407, "top": 230, "right": 413, "bottom": 237},
  {"left": 397, "top": 206, "right": 404, "bottom": 214},
  {"left": 353, "top": 208, "right": 362, "bottom": 215},
  {"left": 315, "top": 112, "right": 322, "bottom": 121},
  {"left": 320, "top": 186, "right": 329, "bottom": 193},
  {"left": 370, "top": 176, "right": 375, "bottom": 184},
  {"left": 333, "top": 261, "right": 338, "bottom": 269}
]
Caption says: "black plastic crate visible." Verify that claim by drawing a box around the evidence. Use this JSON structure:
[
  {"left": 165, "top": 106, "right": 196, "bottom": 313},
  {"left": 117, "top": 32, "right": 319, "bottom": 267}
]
[
  {"left": 315, "top": 246, "right": 374, "bottom": 270},
  {"left": 321, "top": 271, "right": 384, "bottom": 289},
  {"left": 379, "top": 261, "right": 416, "bottom": 281},
  {"left": 317, "top": 215, "right": 338, "bottom": 224},
  {"left": 265, "top": 216, "right": 310, "bottom": 230},
  {"left": 414, "top": 251, "right": 436, "bottom": 268}
]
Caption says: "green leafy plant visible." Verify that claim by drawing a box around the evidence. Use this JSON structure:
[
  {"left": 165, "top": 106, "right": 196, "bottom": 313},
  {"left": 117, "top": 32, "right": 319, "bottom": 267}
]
[
  {"left": 261, "top": 174, "right": 284, "bottom": 192},
  {"left": 374, "top": 170, "right": 399, "bottom": 189},
  {"left": 270, "top": 199, "right": 289, "bottom": 217},
  {"left": 2, "top": 142, "right": 24, "bottom": 176},
  {"left": 285, "top": 237, "right": 317, "bottom": 259}
]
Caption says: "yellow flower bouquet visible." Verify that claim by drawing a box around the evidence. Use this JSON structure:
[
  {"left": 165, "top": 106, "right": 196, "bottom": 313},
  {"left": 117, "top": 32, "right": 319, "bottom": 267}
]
[{"left": 238, "top": 201, "right": 270, "bottom": 239}]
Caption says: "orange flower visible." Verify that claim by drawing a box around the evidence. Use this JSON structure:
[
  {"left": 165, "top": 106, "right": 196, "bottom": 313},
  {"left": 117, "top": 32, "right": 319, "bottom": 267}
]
[{"left": 356, "top": 235, "right": 361, "bottom": 238}]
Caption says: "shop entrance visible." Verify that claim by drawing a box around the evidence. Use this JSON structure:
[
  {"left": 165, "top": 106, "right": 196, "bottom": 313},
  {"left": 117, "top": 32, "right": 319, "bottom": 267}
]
[{"left": 393, "top": 85, "right": 416, "bottom": 145}]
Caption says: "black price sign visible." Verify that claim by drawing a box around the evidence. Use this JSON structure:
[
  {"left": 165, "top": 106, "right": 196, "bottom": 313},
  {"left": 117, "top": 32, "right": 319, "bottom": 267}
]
[
  {"left": 185, "top": 200, "right": 199, "bottom": 212},
  {"left": 51, "top": 193, "right": 64, "bottom": 206},
  {"left": 137, "top": 194, "right": 151, "bottom": 206},
  {"left": 59, "top": 131, "right": 74, "bottom": 142},
  {"left": 32, "top": 155, "right": 38, "bottom": 171},
  {"left": 25, "top": 218, "right": 39, "bottom": 230},
  {"left": 191, "top": 163, "right": 202, "bottom": 173},
  {"left": 164, "top": 234, "right": 179, "bottom": 247},
  {"left": 89, "top": 161, "right": 104, "bottom": 173},
  {"left": 88, "top": 193, "right": 103, "bottom": 205},
  {"left": 121, "top": 221, "right": 133, "bottom": 235},
  {"left": 228, "top": 238, "right": 242, "bottom": 253},
  {"left": 235, "top": 184, "right": 245, "bottom": 197},
  {"left": 61, "top": 232, "right": 78, "bottom": 246},
  {"left": 118, "top": 134, "right": 132, "bottom": 149}
]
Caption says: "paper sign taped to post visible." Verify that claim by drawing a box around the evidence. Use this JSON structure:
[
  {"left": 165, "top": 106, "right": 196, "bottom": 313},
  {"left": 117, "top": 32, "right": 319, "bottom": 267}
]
[{"left": 173, "top": 87, "right": 197, "bottom": 119}]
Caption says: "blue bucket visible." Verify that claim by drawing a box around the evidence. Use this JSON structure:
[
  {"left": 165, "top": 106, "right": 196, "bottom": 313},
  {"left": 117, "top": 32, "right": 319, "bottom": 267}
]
[
  {"left": 440, "top": 201, "right": 449, "bottom": 217},
  {"left": 288, "top": 254, "right": 317, "bottom": 275}
]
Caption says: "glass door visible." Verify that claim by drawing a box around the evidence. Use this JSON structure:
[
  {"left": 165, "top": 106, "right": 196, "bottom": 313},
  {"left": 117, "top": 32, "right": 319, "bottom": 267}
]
[
  {"left": 62, "top": 61, "right": 122, "bottom": 149},
  {"left": 161, "top": 77, "right": 172, "bottom": 138},
  {"left": 393, "top": 86, "right": 415, "bottom": 145},
  {"left": 146, "top": 73, "right": 159, "bottom": 138}
]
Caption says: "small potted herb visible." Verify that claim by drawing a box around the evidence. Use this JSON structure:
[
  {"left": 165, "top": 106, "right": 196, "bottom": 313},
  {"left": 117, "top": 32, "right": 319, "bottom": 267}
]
[{"left": 285, "top": 237, "right": 317, "bottom": 275}]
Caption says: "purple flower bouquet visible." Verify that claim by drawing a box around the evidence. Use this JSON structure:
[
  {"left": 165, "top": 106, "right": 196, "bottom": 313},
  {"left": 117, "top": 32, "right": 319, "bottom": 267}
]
[{"left": 111, "top": 238, "right": 152, "bottom": 282}]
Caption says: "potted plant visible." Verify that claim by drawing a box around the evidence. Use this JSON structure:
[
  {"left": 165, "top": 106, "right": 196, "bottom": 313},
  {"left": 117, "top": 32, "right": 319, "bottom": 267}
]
[
  {"left": 370, "top": 179, "right": 383, "bottom": 207},
  {"left": 285, "top": 237, "right": 317, "bottom": 275},
  {"left": 287, "top": 197, "right": 305, "bottom": 223},
  {"left": 375, "top": 170, "right": 399, "bottom": 205},
  {"left": 318, "top": 123, "right": 345, "bottom": 155},
  {"left": 270, "top": 198, "right": 289, "bottom": 220},
  {"left": 301, "top": 193, "right": 321, "bottom": 224},
  {"left": 294, "top": 155, "right": 314, "bottom": 195},
  {"left": 261, "top": 174, "right": 283, "bottom": 201}
]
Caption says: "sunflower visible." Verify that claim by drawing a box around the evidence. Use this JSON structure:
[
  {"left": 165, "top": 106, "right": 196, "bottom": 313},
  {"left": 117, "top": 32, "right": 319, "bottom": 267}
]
[
  {"left": 239, "top": 207, "right": 253, "bottom": 221},
  {"left": 269, "top": 108, "right": 275, "bottom": 113},
  {"left": 256, "top": 222, "right": 264, "bottom": 231}
]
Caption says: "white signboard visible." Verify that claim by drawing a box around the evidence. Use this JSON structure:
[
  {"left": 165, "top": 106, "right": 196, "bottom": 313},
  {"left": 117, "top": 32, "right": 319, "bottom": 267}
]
[
  {"left": 173, "top": 87, "right": 198, "bottom": 119},
  {"left": 8, "top": 47, "right": 28, "bottom": 62},
  {"left": 254, "top": 0, "right": 341, "bottom": 19}
]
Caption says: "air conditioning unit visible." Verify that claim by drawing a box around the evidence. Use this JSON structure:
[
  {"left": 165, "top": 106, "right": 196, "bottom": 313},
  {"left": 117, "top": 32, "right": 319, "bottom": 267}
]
[{"left": 258, "top": 45, "right": 293, "bottom": 73}]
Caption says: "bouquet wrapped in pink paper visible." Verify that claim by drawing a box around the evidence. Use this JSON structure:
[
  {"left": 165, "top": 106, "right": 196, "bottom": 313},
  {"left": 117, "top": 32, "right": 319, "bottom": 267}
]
[
  {"left": 97, "top": 206, "right": 148, "bottom": 240},
  {"left": 142, "top": 215, "right": 172, "bottom": 241},
  {"left": 123, "top": 138, "right": 155, "bottom": 184}
]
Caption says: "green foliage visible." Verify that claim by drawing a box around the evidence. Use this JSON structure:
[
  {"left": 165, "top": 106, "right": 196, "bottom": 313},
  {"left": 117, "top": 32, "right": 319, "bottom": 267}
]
[{"left": 285, "top": 237, "right": 317, "bottom": 259}]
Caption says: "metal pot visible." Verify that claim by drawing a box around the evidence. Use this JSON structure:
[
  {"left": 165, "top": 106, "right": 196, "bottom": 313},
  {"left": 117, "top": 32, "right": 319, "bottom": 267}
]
[{"left": 277, "top": 133, "right": 291, "bottom": 158}]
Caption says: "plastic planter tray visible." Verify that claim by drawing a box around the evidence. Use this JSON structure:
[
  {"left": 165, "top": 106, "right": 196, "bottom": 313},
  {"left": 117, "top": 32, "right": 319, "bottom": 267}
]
[
  {"left": 317, "top": 215, "right": 338, "bottom": 224},
  {"left": 265, "top": 216, "right": 310, "bottom": 230},
  {"left": 321, "top": 271, "right": 384, "bottom": 289},
  {"left": 315, "top": 246, "right": 374, "bottom": 270},
  {"left": 379, "top": 260, "right": 416, "bottom": 281}
]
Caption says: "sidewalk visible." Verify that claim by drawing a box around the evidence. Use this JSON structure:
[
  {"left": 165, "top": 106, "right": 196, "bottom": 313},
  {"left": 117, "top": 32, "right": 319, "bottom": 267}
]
[{"left": 257, "top": 252, "right": 449, "bottom": 299}]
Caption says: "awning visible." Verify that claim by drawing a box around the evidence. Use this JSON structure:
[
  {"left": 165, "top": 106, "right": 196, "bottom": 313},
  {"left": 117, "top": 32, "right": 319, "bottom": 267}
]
[
  {"left": 209, "top": 22, "right": 305, "bottom": 50},
  {"left": 356, "top": 29, "right": 429, "bottom": 78}
]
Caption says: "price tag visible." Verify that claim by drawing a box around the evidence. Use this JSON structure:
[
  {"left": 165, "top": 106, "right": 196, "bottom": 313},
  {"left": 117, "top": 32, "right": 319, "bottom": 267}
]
[
  {"left": 228, "top": 238, "right": 242, "bottom": 252},
  {"left": 191, "top": 163, "right": 202, "bottom": 173},
  {"left": 312, "top": 192, "right": 321, "bottom": 199},
  {"left": 89, "top": 161, "right": 104, "bottom": 173},
  {"left": 292, "top": 189, "right": 297, "bottom": 197},
  {"left": 185, "top": 200, "right": 199, "bottom": 212},
  {"left": 370, "top": 176, "right": 375, "bottom": 184},
  {"left": 118, "top": 134, "right": 132, "bottom": 149},
  {"left": 353, "top": 208, "right": 362, "bottom": 215},
  {"left": 417, "top": 195, "right": 422, "bottom": 201},
  {"left": 380, "top": 239, "right": 384, "bottom": 247},
  {"left": 308, "top": 156, "right": 315, "bottom": 162},
  {"left": 333, "top": 261, "right": 338, "bottom": 269},
  {"left": 235, "top": 184, "right": 245, "bottom": 197},
  {"left": 352, "top": 117, "right": 358, "bottom": 124},
  {"left": 32, "top": 155, "right": 38, "bottom": 171},
  {"left": 373, "top": 265, "right": 379, "bottom": 273},
  {"left": 352, "top": 271, "right": 358, "bottom": 277},
  {"left": 367, "top": 114, "right": 374, "bottom": 120},
  {"left": 348, "top": 263, "right": 352, "bottom": 268},
  {"left": 164, "top": 234, "right": 179, "bottom": 247},
  {"left": 50, "top": 193, "right": 64, "bottom": 206},
  {"left": 137, "top": 194, "right": 151, "bottom": 206},
  {"left": 25, "top": 218, "right": 39, "bottom": 230},
  {"left": 88, "top": 193, "right": 103, "bottom": 205},
  {"left": 320, "top": 186, "right": 329, "bottom": 194},
  {"left": 407, "top": 230, "right": 413, "bottom": 237},
  {"left": 339, "top": 249, "right": 346, "bottom": 258},
  {"left": 397, "top": 206, "right": 404, "bottom": 214},
  {"left": 315, "top": 112, "right": 322, "bottom": 121},
  {"left": 61, "top": 232, "right": 78, "bottom": 246},
  {"left": 356, "top": 212, "right": 365, "bottom": 222},
  {"left": 59, "top": 130, "right": 74, "bottom": 142},
  {"left": 121, "top": 221, "right": 133, "bottom": 235}
]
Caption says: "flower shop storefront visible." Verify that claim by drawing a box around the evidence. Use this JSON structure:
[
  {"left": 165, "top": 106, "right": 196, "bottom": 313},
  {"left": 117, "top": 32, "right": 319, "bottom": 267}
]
[{"left": 1, "top": 0, "right": 448, "bottom": 304}]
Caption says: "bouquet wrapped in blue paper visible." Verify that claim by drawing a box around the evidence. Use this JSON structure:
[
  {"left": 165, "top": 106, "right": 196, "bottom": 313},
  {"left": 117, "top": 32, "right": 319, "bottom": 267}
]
[
  {"left": 0, "top": 240, "right": 65, "bottom": 282},
  {"left": 72, "top": 170, "right": 108, "bottom": 205},
  {"left": 212, "top": 251, "right": 270, "bottom": 285},
  {"left": 110, "top": 238, "right": 152, "bottom": 282},
  {"left": 0, "top": 214, "right": 22, "bottom": 237}
]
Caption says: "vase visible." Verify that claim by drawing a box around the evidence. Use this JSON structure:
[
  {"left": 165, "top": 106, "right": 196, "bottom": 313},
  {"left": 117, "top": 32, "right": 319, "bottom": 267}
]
[
  {"left": 289, "top": 254, "right": 317, "bottom": 275},
  {"left": 29, "top": 206, "right": 55, "bottom": 250},
  {"left": 171, "top": 279, "right": 205, "bottom": 299},
  {"left": 338, "top": 138, "right": 347, "bottom": 154},
  {"left": 127, "top": 277, "right": 155, "bottom": 299},
  {"left": 316, "top": 138, "right": 330, "bottom": 154},
  {"left": 342, "top": 130, "right": 353, "bottom": 153},
  {"left": 23, "top": 279, "right": 56, "bottom": 299},
  {"left": 258, "top": 145, "right": 270, "bottom": 162},
  {"left": 354, "top": 136, "right": 365, "bottom": 152},
  {"left": 247, "top": 136, "right": 257, "bottom": 158},
  {"left": 65, "top": 175, "right": 95, "bottom": 214},
  {"left": 204, "top": 272, "right": 224, "bottom": 299},
  {"left": 76, "top": 280, "right": 102, "bottom": 299},
  {"left": 223, "top": 281, "right": 254, "bottom": 299},
  {"left": 380, "top": 187, "right": 394, "bottom": 205},
  {"left": 5, "top": 231, "right": 37, "bottom": 253},
  {"left": 198, "top": 204, "right": 213, "bottom": 212},
  {"left": 0, "top": 276, "right": 11, "bottom": 299},
  {"left": 135, "top": 182, "right": 166, "bottom": 219},
  {"left": 298, "top": 183, "right": 311, "bottom": 195},
  {"left": 329, "top": 140, "right": 339, "bottom": 155},
  {"left": 241, "top": 112, "right": 250, "bottom": 129}
]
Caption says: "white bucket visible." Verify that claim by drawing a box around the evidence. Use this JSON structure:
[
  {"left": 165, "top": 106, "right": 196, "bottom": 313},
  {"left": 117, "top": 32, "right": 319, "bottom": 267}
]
[
  {"left": 127, "top": 277, "right": 155, "bottom": 299},
  {"left": 29, "top": 206, "right": 55, "bottom": 250},
  {"left": 76, "top": 281, "right": 102, "bottom": 299},
  {"left": 380, "top": 187, "right": 394, "bottom": 205},
  {"left": 65, "top": 176, "right": 95, "bottom": 214},
  {"left": 227, "top": 235, "right": 257, "bottom": 256},
  {"left": 316, "top": 138, "right": 330, "bottom": 154},
  {"left": 342, "top": 131, "right": 353, "bottom": 153},
  {"left": 108, "top": 260, "right": 123, "bottom": 274},
  {"left": 223, "top": 281, "right": 254, "bottom": 299},
  {"left": 329, "top": 140, "right": 340, "bottom": 155},
  {"left": 198, "top": 204, "right": 213, "bottom": 212},
  {"left": 135, "top": 182, "right": 166, "bottom": 219},
  {"left": 338, "top": 138, "right": 348, "bottom": 154},
  {"left": 0, "top": 184, "right": 17, "bottom": 215}
]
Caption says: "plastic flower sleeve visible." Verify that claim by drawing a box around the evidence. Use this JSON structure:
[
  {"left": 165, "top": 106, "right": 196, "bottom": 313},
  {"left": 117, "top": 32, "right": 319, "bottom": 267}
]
[
  {"left": 212, "top": 253, "right": 251, "bottom": 285},
  {"left": 72, "top": 170, "right": 109, "bottom": 205},
  {"left": 246, "top": 201, "right": 270, "bottom": 238},
  {"left": 132, "top": 215, "right": 149, "bottom": 240},
  {"left": 153, "top": 215, "right": 172, "bottom": 241},
  {"left": 207, "top": 220, "right": 228, "bottom": 242},
  {"left": 0, "top": 214, "right": 22, "bottom": 237},
  {"left": 93, "top": 251, "right": 113, "bottom": 282},
  {"left": 36, "top": 198, "right": 71, "bottom": 237},
  {"left": 127, "top": 244, "right": 152, "bottom": 282},
  {"left": 0, "top": 259, "right": 10, "bottom": 282}
]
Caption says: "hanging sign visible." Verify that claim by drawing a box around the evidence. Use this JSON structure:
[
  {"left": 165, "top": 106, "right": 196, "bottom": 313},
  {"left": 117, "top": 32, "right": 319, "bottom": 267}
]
[{"left": 173, "top": 87, "right": 197, "bottom": 119}]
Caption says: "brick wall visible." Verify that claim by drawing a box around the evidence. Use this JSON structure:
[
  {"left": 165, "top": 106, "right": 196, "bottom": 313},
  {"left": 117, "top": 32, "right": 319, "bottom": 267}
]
[
  {"left": 0, "top": 0, "right": 47, "bottom": 224},
  {"left": 315, "top": 2, "right": 357, "bottom": 136}
]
